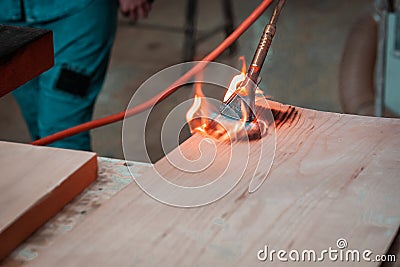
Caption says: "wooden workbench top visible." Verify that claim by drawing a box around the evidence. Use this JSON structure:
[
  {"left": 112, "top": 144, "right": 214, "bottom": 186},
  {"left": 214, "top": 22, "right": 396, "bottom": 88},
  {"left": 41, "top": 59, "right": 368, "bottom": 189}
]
[{"left": 3, "top": 103, "right": 399, "bottom": 266}]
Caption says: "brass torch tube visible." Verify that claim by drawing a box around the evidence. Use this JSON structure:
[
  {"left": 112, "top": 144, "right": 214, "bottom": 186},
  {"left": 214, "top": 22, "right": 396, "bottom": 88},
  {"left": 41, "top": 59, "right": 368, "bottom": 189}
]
[{"left": 246, "top": 0, "right": 286, "bottom": 121}]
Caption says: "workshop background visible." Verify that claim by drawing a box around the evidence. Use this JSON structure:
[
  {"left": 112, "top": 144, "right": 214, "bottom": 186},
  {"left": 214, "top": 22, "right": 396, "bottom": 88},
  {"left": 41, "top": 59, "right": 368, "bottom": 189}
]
[{"left": 0, "top": 0, "right": 374, "bottom": 162}]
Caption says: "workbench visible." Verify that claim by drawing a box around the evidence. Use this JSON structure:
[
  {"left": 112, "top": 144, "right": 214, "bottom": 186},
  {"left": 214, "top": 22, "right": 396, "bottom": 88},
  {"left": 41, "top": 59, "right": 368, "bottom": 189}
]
[{"left": 1, "top": 101, "right": 400, "bottom": 266}]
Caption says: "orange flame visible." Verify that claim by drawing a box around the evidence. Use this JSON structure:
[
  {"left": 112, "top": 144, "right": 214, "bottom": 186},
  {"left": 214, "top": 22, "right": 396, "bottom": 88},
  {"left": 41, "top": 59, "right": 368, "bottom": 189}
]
[
  {"left": 239, "top": 56, "right": 247, "bottom": 74},
  {"left": 186, "top": 81, "right": 210, "bottom": 135},
  {"left": 185, "top": 82, "right": 204, "bottom": 122},
  {"left": 223, "top": 57, "right": 248, "bottom": 102},
  {"left": 186, "top": 56, "right": 269, "bottom": 142}
]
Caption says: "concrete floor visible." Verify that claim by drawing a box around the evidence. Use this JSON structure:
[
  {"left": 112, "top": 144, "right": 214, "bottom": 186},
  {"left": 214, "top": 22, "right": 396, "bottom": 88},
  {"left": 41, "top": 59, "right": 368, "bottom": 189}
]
[{"left": 0, "top": 0, "right": 372, "bottom": 162}]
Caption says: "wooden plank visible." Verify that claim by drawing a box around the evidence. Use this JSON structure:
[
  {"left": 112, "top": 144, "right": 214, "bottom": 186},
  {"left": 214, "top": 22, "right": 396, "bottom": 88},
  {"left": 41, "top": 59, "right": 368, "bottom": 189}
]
[
  {"left": 0, "top": 141, "right": 97, "bottom": 261},
  {"left": 0, "top": 25, "right": 54, "bottom": 97},
  {"left": 25, "top": 102, "right": 400, "bottom": 266},
  {"left": 1, "top": 158, "right": 152, "bottom": 265}
]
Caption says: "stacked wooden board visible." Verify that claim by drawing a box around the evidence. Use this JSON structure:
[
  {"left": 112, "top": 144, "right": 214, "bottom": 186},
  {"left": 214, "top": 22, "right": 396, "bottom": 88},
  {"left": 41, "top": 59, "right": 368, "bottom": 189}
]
[
  {"left": 0, "top": 142, "right": 97, "bottom": 260},
  {"left": 0, "top": 25, "right": 53, "bottom": 96}
]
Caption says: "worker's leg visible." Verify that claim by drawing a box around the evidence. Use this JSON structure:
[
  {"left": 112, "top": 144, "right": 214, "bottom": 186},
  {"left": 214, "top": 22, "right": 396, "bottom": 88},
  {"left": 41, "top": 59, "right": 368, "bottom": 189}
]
[
  {"left": 12, "top": 78, "right": 40, "bottom": 140},
  {"left": 36, "top": 0, "right": 118, "bottom": 150}
]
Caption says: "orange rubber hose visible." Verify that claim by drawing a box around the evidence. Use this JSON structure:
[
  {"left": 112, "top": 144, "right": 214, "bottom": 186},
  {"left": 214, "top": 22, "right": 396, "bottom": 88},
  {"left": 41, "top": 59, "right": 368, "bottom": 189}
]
[{"left": 32, "top": 0, "right": 273, "bottom": 146}]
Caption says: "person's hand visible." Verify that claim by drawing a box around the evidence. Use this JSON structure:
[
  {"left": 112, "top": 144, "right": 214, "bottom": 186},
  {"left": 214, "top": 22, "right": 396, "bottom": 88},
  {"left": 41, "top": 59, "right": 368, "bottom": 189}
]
[{"left": 119, "top": 0, "right": 152, "bottom": 22}]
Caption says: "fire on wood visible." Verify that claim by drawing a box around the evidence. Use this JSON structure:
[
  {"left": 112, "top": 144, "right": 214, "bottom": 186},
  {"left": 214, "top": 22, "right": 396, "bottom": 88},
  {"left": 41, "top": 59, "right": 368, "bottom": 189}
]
[{"left": 186, "top": 57, "right": 270, "bottom": 142}]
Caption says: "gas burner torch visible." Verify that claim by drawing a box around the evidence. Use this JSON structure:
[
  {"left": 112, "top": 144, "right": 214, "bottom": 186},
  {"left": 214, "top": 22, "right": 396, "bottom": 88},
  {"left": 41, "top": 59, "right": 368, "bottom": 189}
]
[{"left": 220, "top": 0, "right": 286, "bottom": 122}]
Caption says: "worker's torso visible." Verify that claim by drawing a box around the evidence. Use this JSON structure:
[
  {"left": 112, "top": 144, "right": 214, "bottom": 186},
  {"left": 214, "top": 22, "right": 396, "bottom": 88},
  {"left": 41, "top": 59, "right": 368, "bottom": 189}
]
[{"left": 0, "top": 0, "right": 95, "bottom": 23}]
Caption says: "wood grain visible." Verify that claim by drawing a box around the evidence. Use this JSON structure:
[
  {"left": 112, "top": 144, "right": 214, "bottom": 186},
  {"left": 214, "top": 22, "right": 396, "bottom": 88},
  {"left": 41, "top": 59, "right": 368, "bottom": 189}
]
[
  {"left": 0, "top": 25, "right": 54, "bottom": 97},
  {"left": 0, "top": 141, "right": 97, "bottom": 261},
  {"left": 25, "top": 102, "right": 400, "bottom": 266}
]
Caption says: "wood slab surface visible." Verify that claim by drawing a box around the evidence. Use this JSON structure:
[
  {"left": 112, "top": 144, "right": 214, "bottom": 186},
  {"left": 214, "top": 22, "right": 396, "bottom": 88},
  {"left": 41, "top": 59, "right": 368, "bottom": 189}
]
[
  {"left": 25, "top": 102, "right": 400, "bottom": 266},
  {"left": 0, "top": 141, "right": 97, "bottom": 261},
  {"left": 0, "top": 25, "right": 53, "bottom": 97}
]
